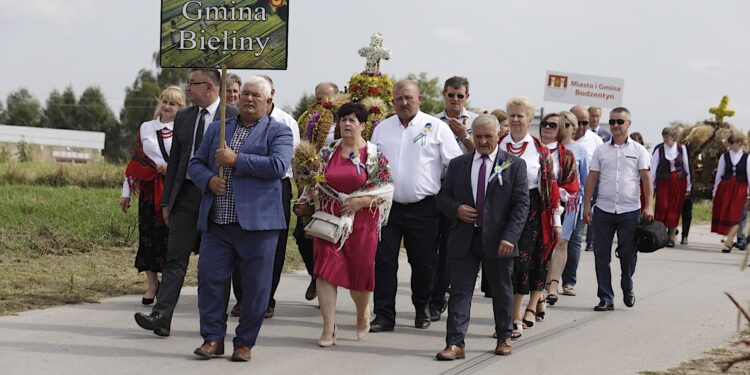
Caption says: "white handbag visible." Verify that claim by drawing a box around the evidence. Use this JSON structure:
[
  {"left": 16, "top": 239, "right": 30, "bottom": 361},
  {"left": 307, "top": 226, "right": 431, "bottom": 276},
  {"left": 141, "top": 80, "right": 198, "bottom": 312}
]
[{"left": 304, "top": 211, "right": 343, "bottom": 243}]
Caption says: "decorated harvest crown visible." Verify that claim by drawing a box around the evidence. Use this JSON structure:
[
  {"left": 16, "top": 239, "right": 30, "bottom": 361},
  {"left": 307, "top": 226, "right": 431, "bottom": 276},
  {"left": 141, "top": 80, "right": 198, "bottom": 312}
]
[
  {"left": 348, "top": 33, "right": 394, "bottom": 140},
  {"left": 676, "top": 95, "right": 740, "bottom": 198}
]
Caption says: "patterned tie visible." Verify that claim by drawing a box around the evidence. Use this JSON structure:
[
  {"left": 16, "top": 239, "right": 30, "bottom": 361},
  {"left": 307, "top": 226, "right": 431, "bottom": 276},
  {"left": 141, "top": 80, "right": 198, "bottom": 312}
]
[
  {"left": 193, "top": 108, "right": 209, "bottom": 153},
  {"left": 476, "top": 154, "right": 488, "bottom": 227}
]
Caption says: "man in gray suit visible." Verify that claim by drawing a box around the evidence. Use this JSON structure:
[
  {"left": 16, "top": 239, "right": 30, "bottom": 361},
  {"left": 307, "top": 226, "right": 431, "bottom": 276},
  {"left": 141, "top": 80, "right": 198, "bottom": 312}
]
[
  {"left": 435, "top": 115, "right": 529, "bottom": 360},
  {"left": 135, "top": 68, "right": 239, "bottom": 336}
]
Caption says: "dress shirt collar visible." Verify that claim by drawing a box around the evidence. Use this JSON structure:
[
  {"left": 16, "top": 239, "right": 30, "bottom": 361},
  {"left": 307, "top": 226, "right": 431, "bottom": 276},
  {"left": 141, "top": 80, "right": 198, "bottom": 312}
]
[
  {"left": 473, "top": 147, "right": 499, "bottom": 164},
  {"left": 609, "top": 135, "right": 632, "bottom": 147},
  {"left": 201, "top": 97, "right": 221, "bottom": 119},
  {"left": 436, "top": 108, "right": 470, "bottom": 120}
]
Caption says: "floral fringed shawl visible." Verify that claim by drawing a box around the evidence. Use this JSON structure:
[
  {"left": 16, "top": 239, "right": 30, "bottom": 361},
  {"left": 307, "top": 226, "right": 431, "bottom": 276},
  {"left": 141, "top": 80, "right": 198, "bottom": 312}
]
[
  {"left": 124, "top": 130, "right": 163, "bottom": 214},
  {"left": 317, "top": 140, "right": 394, "bottom": 248},
  {"left": 531, "top": 136, "right": 562, "bottom": 259}
]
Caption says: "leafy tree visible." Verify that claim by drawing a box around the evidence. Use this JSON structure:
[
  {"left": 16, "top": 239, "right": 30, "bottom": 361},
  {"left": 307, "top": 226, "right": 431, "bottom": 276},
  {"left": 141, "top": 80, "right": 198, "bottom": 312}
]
[
  {"left": 120, "top": 69, "right": 162, "bottom": 145},
  {"left": 401, "top": 72, "right": 443, "bottom": 115},
  {"left": 6, "top": 88, "right": 41, "bottom": 127},
  {"left": 292, "top": 92, "right": 315, "bottom": 120},
  {"left": 0, "top": 101, "right": 8, "bottom": 124},
  {"left": 76, "top": 86, "right": 127, "bottom": 162},
  {"left": 41, "top": 86, "right": 78, "bottom": 129}
]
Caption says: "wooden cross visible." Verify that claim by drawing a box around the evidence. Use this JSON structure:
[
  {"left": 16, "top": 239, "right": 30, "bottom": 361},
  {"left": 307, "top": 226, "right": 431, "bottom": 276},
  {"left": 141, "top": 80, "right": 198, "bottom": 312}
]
[
  {"left": 709, "top": 95, "right": 735, "bottom": 124},
  {"left": 358, "top": 33, "right": 391, "bottom": 74}
]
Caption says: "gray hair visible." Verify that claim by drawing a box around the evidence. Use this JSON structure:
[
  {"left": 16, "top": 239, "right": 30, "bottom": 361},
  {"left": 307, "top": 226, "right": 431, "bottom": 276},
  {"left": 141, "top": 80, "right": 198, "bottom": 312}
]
[
  {"left": 243, "top": 76, "right": 272, "bottom": 99},
  {"left": 226, "top": 73, "right": 242, "bottom": 87},
  {"left": 472, "top": 114, "right": 500, "bottom": 131}
]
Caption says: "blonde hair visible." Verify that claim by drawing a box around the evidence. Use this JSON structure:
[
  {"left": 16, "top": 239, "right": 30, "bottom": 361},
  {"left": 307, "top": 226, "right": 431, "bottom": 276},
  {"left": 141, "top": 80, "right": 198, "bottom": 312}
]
[
  {"left": 558, "top": 111, "right": 577, "bottom": 144},
  {"left": 153, "top": 86, "right": 186, "bottom": 120},
  {"left": 506, "top": 96, "right": 535, "bottom": 118}
]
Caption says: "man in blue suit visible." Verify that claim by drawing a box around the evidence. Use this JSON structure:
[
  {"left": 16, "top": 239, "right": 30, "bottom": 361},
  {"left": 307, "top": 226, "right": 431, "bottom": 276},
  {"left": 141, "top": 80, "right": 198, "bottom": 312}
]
[{"left": 188, "top": 76, "right": 293, "bottom": 362}]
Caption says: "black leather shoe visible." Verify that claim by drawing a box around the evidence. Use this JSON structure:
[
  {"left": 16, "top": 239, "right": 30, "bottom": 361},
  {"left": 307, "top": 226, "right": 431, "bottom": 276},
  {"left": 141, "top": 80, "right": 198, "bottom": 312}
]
[
  {"left": 415, "top": 310, "right": 431, "bottom": 329},
  {"left": 624, "top": 292, "right": 636, "bottom": 307},
  {"left": 680, "top": 237, "right": 688, "bottom": 245},
  {"left": 429, "top": 309, "right": 441, "bottom": 322},
  {"left": 593, "top": 301, "right": 614, "bottom": 311},
  {"left": 134, "top": 312, "right": 170, "bottom": 337},
  {"left": 369, "top": 316, "right": 394, "bottom": 332},
  {"left": 585, "top": 244, "right": 593, "bottom": 252}
]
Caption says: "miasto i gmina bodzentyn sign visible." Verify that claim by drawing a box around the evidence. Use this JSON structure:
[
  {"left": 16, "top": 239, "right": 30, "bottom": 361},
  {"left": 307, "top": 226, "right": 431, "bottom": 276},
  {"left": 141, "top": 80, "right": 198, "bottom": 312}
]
[
  {"left": 543, "top": 71, "right": 624, "bottom": 108},
  {"left": 160, "top": 0, "right": 289, "bottom": 69}
]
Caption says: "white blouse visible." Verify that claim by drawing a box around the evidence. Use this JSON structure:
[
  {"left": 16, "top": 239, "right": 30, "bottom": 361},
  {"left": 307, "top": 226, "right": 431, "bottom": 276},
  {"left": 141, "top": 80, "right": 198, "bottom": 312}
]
[
  {"left": 650, "top": 143, "right": 692, "bottom": 192},
  {"left": 713, "top": 149, "right": 750, "bottom": 197},
  {"left": 121, "top": 119, "right": 174, "bottom": 198}
]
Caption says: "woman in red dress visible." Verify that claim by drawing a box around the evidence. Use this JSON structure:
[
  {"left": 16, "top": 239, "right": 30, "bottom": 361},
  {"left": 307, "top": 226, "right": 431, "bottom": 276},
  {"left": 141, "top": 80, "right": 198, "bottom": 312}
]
[
  {"left": 712, "top": 133, "right": 750, "bottom": 252},
  {"left": 311, "top": 103, "right": 394, "bottom": 346},
  {"left": 651, "top": 127, "right": 691, "bottom": 247}
]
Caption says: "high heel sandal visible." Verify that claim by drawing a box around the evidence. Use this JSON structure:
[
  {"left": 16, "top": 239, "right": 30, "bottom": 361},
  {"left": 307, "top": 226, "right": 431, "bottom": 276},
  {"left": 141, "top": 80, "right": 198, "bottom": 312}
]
[
  {"left": 522, "top": 309, "right": 535, "bottom": 328},
  {"left": 511, "top": 320, "right": 523, "bottom": 340},
  {"left": 318, "top": 326, "right": 337, "bottom": 347},
  {"left": 546, "top": 280, "right": 559, "bottom": 306},
  {"left": 536, "top": 299, "right": 546, "bottom": 322},
  {"left": 141, "top": 281, "right": 160, "bottom": 306}
]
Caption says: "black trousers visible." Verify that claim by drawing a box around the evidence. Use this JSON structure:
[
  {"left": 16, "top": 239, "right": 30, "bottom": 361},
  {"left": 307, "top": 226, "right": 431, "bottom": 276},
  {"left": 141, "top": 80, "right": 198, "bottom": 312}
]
[
  {"left": 153, "top": 181, "right": 202, "bottom": 320},
  {"left": 446, "top": 229, "right": 514, "bottom": 345},
  {"left": 429, "top": 213, "right": 452, "bottom": 312},
  {"left": 681, "top": 196, "right": 693, "bottom": 238},
  {"left": 227, "top": 178, "right": 292, "bottom": 308},
  {"left": 293, "top": 200, "right": 315, "bottom": 277},
  {"left": 374, "top": 196, "right": 440, "bottom": 325}
]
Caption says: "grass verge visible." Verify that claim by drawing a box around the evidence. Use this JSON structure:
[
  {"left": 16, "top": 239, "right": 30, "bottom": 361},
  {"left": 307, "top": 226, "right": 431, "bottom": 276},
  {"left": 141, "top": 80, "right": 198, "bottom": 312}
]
[
  {"left": 641, "top": 329, "right": 750, "bottom": 374},
  {"left": 0, "top": 184, "right": 303, "bottom": 315}
]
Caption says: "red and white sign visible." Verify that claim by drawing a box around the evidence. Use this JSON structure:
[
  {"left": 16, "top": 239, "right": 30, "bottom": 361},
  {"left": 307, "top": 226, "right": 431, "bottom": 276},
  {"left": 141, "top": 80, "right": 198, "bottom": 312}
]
[{"left": 543, "top": 70, "right": 624, "bottom": 107}]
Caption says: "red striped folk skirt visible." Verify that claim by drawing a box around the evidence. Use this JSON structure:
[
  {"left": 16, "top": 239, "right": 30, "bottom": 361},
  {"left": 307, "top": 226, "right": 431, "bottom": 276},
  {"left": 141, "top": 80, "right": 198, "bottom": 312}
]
[
  {"left": 711, "top": 176, "right": 748, "bottom": 235},
  {"left": 654, "top": 172, "right": 687, "bottom": 227}
]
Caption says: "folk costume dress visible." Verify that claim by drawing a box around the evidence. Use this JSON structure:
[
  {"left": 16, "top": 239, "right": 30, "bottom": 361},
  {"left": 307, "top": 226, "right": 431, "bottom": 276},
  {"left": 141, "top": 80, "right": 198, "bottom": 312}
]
[
  {"left": 651, "top": 143, "right": 691, "bottom": 228},
  {"left": 712, "top": 150, "right": 750, "bottom": 235},
  {"left": 121, "top": 119, "right": 173, "bottom": 272},
  {"left": 313, "top": 140, "right": 393, "bottom": 291},
  {"left": 499, "top": 134, "right": 561, "bottom": 293},
  {"left": 547, "top": 142, "right": 580, "bottom": 241}
]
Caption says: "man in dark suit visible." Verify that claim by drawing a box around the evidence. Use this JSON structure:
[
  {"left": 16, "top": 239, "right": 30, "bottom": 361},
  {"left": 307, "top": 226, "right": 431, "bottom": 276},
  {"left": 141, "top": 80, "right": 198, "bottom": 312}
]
[
  {"left": 188, "top": 76, "right": 293, "bottom": 361},
  {"left": 134, "top": 68, "right": 238, "bottom": 336},
  {"left": 435, "top": 115, "right": 529, "bottom": 360}
]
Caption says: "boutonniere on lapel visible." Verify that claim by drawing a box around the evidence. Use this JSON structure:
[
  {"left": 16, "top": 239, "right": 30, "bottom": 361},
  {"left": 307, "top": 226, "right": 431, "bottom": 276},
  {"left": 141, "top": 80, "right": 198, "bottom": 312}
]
[
  {"left": 348, "top": 151, "right": 366, "bottom": 175},
  {"left": 489, "top": 158, "right": 513, "bottom": 186},
  {"left": 411, "top": 122, "right": 433, "bottom": 145}
]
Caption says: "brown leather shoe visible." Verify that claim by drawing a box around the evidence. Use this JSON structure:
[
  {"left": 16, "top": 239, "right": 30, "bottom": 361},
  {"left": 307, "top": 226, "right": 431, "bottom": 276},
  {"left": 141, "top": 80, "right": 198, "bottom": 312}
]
[
  {"left": 264, "top": 306, "right": 274, "bottom": 319},
  {"left": 494, "top": 338, "right": 512, "bottom": 355},
  {"left": 193, "top": 340, "right": 224, "bottom": 359},
  {"left": 435, "top": 345, "right": 465, "bottom": 360},
  {"left": 230, "top": 304, "right": 241, "bottom": 317},
  {"left": 231, "top": 345, "right": 252, "bottom": 362}
]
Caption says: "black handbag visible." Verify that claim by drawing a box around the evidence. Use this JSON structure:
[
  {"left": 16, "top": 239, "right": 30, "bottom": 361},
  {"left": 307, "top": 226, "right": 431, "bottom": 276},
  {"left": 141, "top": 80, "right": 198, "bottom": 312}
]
[{"left": 635, "top": 220, "right": 669, "bottom": 253}]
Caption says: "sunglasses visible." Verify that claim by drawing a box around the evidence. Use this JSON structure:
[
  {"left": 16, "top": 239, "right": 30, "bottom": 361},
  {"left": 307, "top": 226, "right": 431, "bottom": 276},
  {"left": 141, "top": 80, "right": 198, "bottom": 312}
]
[
  {"left": 578, "top": 120, "right": 589, "bottom": 126},
  {"left": 541, "top": 121, "right": 558, "bottom": 129},
  {"left": 609, "top": 119, "right": 628, "bottom": 125},
  {"left": 446, "top": 93, "right": 466, "bottom": 99}
]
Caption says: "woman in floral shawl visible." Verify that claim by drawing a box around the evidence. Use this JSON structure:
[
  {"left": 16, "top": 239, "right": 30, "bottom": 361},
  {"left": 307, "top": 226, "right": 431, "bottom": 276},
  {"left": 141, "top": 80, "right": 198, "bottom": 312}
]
[
  {"left": 498, "top": 97, "right": 561, "bottom": 339},
  {"left": 309, "top": 103, "right": 393, "bottom": 347},
  {"left": 536, "top": 112, "right": 586, "bottom": 317},
  {"left": 119, "top": 86, "right": 185, "bottom": 305}
]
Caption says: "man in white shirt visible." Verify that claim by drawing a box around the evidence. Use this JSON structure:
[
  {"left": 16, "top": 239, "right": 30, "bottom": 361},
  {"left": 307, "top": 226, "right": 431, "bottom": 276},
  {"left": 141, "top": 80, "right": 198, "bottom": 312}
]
[
  {"left": 576, "top": 105, "right": 604, "bottom": 258},
  {"left": 583, "top": 107, "right": 653, "bottom": 311},
  {"left": 430, "top": 76, "right": 479, "bottom": 322},
  {"left": 369, "top": 80, "right": 463, "bottom": 332}
]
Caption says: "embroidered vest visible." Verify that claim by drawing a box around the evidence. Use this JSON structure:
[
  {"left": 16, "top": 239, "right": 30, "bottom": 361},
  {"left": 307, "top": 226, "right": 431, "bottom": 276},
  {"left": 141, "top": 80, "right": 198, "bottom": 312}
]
[
  {"left": 654, "top": 143, "right": 685, "bottom": 180},
  {"left": 722, "top": 152, "right": 749, "bottom": 183}
]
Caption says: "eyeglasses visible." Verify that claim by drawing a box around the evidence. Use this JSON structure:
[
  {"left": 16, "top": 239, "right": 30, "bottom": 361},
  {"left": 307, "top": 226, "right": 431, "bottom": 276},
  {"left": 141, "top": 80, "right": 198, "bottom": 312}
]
[
  {"left": 609, "top": 119, "right": 628, "bottom": 125},
  {"left": 578, "top": 120, "right": 589, "bottom": 126},
  {"left": 540, "top": 121, "right": 558, "bottom": 129},
  {"left": 446, "top": 93, "right": 466, "bottom": 99},
  {"left": 187, "top": 81, "right": 209, "bottom": 87}
]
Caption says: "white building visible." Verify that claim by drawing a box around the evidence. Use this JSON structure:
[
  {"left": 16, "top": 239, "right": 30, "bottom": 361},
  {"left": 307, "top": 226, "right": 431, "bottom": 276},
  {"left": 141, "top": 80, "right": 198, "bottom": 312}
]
[{"left": 0, "top": 125, "right": 106, "bottom": 163}]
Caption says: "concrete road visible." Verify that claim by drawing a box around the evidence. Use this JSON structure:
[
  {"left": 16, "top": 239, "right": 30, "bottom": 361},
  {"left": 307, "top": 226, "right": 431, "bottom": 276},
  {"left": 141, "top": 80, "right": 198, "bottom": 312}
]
[{"left": 1, "top": 225, "right": 748, "bottom": 375}]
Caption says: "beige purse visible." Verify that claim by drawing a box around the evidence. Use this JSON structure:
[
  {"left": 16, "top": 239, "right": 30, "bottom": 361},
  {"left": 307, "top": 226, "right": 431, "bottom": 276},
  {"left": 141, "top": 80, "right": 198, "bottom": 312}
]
[{"left": 304, "top": 211, "right": 343, "bottom": 243}]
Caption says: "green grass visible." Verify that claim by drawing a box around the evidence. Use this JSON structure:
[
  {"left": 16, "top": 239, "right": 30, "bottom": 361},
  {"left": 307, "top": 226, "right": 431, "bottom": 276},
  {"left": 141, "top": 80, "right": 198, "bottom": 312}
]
[
  {"left": 0, "top": 162, "right": 124, "bottom": 188},
  {"left": 692, "top": 199, "right": 712, "bottom": 224},
  {"left": 0, "top": 184, "right": 304, "bottom": 315}
]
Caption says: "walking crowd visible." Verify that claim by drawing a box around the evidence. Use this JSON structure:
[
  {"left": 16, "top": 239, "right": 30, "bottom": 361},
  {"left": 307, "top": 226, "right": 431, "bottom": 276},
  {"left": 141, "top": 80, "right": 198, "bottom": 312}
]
[{"left": 119, "top": 69, "right": 749, "bottom": 362}]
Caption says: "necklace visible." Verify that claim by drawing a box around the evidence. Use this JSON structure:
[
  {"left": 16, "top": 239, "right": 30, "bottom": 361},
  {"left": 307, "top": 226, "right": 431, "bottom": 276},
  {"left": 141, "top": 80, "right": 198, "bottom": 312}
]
[{"left": 506, "top": 141, "right": 529, "bottom": 156}]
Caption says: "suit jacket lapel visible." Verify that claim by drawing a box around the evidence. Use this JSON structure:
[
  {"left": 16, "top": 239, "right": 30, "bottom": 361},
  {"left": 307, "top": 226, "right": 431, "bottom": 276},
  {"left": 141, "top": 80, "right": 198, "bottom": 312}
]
[
  {"left": 486, "top": 149, "right": 507, "bottom": 192},
  {"left": 461, "top": 154, "right": 474, "bottom": 205}
]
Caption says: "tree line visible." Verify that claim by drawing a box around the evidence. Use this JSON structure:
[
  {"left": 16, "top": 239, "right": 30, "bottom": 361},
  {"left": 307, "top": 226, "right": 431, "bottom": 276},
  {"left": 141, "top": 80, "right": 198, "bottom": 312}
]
[{"left": 0, "top": 58, "right": 447, "bottom": 163}]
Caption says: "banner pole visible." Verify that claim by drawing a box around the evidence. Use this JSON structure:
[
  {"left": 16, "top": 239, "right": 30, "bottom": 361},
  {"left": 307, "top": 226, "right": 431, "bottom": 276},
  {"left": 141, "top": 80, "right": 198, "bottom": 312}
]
[{"left": 218, "top": 64, "right": 227, "bottom": 179}]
